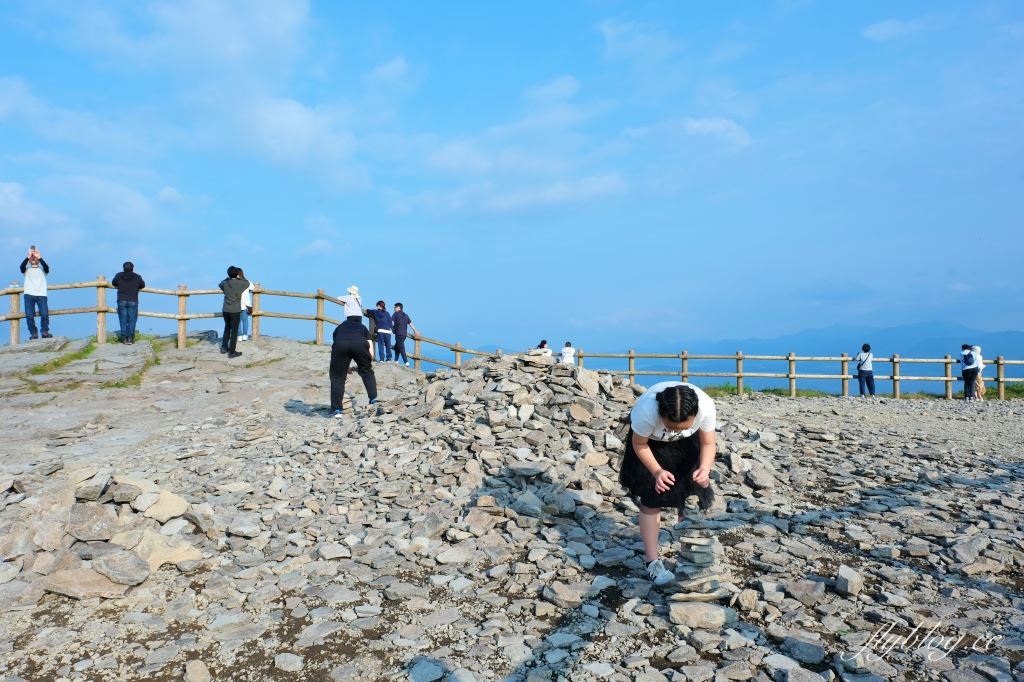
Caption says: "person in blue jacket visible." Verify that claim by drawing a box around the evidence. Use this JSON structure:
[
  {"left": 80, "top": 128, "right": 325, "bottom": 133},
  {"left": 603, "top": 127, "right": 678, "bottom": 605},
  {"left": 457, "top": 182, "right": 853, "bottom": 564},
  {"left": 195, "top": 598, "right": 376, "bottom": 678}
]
[{"left": 365, "top": 300, "right": 394, "bottom": 363}]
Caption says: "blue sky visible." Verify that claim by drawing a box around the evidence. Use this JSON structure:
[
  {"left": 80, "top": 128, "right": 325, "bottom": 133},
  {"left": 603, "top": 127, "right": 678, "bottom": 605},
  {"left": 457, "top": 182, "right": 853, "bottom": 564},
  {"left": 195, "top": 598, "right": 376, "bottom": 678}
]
[{"left": 1, "top": 1, "right": 1022, "bottom": 351}]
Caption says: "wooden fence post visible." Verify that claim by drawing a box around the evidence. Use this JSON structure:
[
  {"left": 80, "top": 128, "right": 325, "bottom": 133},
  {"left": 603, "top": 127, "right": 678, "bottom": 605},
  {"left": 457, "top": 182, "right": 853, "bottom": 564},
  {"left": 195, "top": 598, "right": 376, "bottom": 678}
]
[
  {"left": 96, "top": 276, "right": 107, "bottom": 343},
  {"left": 455, "top": 343, "right": 462, "bottom": 367},
  {"left": 997, "top": 356, "right": 1005, "bottom": 400},
  {"left": 9, "top": 283, "right": 20, "bottom": 346},
  {"left": 315, "top": 289, "right": 325, "bottom": 345},
  {"left": 414, "top": 337, "right": 421, "bottom": 371},
  {"left": 628, "top": 349, "right": 635, "bottom": 385},
  {"left": 736, "top": 351, "right": 743, "bottom": 395},
  {"left": 251, "top": 283, "right": 261, "bottom": 342},
  {"left": 577, "top": 350, "right": 583, "bottom": 368},
  {"left": 944, "top": 355, "right": 952, "bottom": 399},
  {"left": 176, "top": 285, "right": 187, "bottom": 349},
  {"left": 788, "top": 352, "right": 796, "bottom": 397},
  {"left": 681, "top": 350, "right": 688, "bottom": 383},
  {"left": 841, "top": 353, "right": 849, "bottom": 397},
  {"left": 893, "top": 354, "right": 901, "bottom": 399}
]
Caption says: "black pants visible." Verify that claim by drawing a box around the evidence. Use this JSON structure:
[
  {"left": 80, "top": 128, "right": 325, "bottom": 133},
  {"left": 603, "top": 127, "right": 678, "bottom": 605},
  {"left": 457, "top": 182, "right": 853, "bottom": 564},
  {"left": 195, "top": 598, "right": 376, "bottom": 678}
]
[
  {"left": 393, "top": 335, "right": 409, "bottom": 363},
  {"left": 857, "top": 370, "right": 875, "bottom": 396},
  {"left": 222, "top": 311, "right": 240, "bottom": 352},
  {"left": 330, "top": 339, "right": 377, "bottom": 411},
  {"left": 963, "top": 368, "right": 979, "bottom": 400}
]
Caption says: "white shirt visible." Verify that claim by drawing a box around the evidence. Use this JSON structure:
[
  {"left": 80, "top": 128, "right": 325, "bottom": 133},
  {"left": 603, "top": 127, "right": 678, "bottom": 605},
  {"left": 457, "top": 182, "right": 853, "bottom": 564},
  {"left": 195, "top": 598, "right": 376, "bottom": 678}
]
[
  {"left": 241, "top": 283, "right": 252, "bottom": 309},
  {"left": 339, "top": 294, "right": 362, "bottom": 318},
  {"left": 630, "top": 381, "right": 716, "bottom": 442},
  {"left": 24, "top": 264, "right": 47, "bottom": 297},
  {"left": 561, "top": 347, "right": 576, "bottom": 365}
]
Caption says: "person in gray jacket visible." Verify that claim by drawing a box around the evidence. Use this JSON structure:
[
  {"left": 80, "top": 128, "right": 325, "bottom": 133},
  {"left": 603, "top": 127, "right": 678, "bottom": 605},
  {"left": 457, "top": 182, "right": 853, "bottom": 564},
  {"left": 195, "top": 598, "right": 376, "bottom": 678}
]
[{"left": 219, "top": 266, "right": 250, "bottom": 358}]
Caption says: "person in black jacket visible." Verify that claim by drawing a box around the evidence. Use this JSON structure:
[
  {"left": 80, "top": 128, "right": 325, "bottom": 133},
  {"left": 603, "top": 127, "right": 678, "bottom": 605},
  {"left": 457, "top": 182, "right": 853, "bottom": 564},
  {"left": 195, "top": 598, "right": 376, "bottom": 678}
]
[
  {"left": 219, "top": 266, "right": 250, "bottom": 358},
  {"left": 330, "top": 315, "right": 377, "bottom": 419},
  {"left": 111, "top": 262, "right": 146, "bottom": 344},
  {"left": 390, "top": 302, "right": 419, "bottom": 367}
]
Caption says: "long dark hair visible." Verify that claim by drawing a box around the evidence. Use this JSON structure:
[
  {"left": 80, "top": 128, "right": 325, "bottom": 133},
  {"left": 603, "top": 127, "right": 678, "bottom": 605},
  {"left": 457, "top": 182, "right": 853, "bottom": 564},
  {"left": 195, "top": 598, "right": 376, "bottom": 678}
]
[{"left": 655, "top": 385, "right": 700, "bottom": 422}]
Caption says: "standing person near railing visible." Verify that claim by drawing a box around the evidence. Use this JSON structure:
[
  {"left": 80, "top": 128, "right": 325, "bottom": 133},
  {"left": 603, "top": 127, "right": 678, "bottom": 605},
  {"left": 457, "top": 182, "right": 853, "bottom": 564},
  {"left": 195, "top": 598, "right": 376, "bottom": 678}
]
[
  {"left": 339, "top": 285, "right": 362, "bottom": 318},
  {"left": 365, "top": 300, "right": 394, "bottom": 363},
  {"left": 330, "top": 314, "right": 377, "bottom": 419},
  {"left": 19, "top": 246, "right": 51, "bottom": 340},
  {"left": 390, "top": 303, "right": 418, "bottom": 367},
  {"left": 218, "top": 266, "right": 249, "bottom": 359},
  {"left": 953, "top": 344, "right": 980, "bottom": 401},
  {"left": 618, "top": 382, "right": 717, "bottom": 586},
  {"left": 237, "top": 268, "right": 253, "bottom": 342},
  {"left": 852, "top": 343, "right": 875, "bottom": 397},
  {"left": 111, "top": 262, "right": 145, "bottom": 345},
  {"left": 561, "top": 341, "right": 575, "bottom": 365},
  {"left": 973, "top": 345, "right": 985, "bottom": 402}
]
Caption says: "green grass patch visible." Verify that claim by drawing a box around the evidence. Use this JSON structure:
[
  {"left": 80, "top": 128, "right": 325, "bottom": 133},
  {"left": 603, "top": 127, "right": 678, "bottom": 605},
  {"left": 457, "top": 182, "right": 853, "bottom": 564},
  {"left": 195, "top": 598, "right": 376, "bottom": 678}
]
[
  {"left": 694, "top": 382, "right": 834, "bottom": 398},
  {"left": 28, "top": 338, "right": 97, "bottom": 375},
  {"left": 758, "top": 387, "right": 834, "bottom": 398},
  {"left": 244, "top": 357, "right": 285, "bottom": 369}
]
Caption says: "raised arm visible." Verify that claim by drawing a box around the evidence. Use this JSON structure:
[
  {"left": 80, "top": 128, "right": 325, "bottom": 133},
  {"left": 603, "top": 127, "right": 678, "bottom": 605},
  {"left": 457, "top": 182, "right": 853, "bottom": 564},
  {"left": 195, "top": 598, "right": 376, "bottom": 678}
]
[
  {"left": 39, "top": 259, "right": 49, "bottom": 275},
  {"left": 19, "top": 258, "right": 28, "bottom": 274}
]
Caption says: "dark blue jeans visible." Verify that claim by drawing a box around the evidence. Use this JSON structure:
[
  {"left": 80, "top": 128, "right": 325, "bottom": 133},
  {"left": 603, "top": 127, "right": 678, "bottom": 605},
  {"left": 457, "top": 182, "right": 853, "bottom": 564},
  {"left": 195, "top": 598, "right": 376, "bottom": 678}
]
[
  {"left": 118, "top": 301, "right": 139, "bottom": 341},
  {"left": 393, "top": 334, "right": 409, "bottom": 363},
  {"left": 857, "top": 370, "right": 875, "bottom": 396},
  {"left": 24, "top": 294, "right": 49, "bottom": 337},
  {"left": 376, "top": 332, "right": 393, "bottom": 361}
]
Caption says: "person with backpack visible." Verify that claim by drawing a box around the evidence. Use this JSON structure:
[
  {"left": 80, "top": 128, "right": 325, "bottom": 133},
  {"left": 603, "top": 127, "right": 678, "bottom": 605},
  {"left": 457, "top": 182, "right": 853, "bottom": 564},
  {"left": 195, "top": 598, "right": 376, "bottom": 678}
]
[
  {"left": 852, "top": 343, "right": 875, "bottom": 397},
  {"left": 954, "top": 344, "right": 980, "bottom": 401}
]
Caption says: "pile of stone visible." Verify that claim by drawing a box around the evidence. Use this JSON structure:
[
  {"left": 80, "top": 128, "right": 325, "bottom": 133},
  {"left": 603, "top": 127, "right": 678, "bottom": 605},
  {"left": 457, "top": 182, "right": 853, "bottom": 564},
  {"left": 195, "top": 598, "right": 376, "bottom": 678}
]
[{"left": 0, "top": 334, "right": 1022, "bottom": 682}]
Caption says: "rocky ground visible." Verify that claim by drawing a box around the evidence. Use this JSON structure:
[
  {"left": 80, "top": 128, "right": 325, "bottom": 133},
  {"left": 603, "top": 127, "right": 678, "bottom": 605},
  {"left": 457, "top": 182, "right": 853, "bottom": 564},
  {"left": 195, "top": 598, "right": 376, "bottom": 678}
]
[{"left": 0, "top": 334, "right": 1022, "bottom": 682}]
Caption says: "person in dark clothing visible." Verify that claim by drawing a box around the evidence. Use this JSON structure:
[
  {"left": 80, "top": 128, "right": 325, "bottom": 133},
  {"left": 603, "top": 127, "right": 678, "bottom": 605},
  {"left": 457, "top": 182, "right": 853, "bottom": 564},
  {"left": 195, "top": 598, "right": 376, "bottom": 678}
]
[
  {"left": 390, "top": 302, "right": 419, "bottom": 367},
  {"left": 365, "top": 300, "right": 394, "bottom": 362},
  {"left": 20, "top": 246, "right": 51, "bottom": 339},
  {"left": 953, "top": 344, "right": 980, "bottom": 401},
  {"left": 111, "top": 262, "right": 146, "bottom": 344},
  {"left": 330, "top": 315, "right": 377, "bottom": 418},
  {"left": 219, "top": 266, "right": 250, "bottom": 358}
]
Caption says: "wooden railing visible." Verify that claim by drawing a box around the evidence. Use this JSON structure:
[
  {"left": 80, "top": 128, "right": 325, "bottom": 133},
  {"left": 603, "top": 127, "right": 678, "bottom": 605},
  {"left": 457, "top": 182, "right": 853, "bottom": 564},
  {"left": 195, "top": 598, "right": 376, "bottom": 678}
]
[{"left": 3, "top": 279, "right": 1022, "bottom": 399}]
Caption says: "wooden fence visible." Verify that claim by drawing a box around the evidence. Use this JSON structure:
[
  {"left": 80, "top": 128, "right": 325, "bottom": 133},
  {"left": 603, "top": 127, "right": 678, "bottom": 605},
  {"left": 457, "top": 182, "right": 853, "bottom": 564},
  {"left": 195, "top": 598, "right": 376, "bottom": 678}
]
[{"left": 3, "top": 278, "right": 1022, "bottom": 399}]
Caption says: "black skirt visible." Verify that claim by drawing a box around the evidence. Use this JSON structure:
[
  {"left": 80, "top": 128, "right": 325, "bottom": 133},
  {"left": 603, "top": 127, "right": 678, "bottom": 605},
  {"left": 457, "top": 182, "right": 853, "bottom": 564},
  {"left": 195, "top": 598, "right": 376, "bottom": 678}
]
[{"left": 618, "top": 428, "right": 715, "bottom": 511}]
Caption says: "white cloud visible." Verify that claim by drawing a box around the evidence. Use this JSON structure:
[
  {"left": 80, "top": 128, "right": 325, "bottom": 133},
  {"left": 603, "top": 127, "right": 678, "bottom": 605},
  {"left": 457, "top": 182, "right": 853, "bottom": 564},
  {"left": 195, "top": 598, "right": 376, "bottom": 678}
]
[
  {"left": 29, "top": 0, "right": 309, "bottom": 77},
  {"left": 296, "top": 239, "right": 332, "bottom": 257},
  {"left": 410, "top": 175, "right": 627, "bottom": 216},
  {"left": 683, "top": 117, "right": 753, "bottom": 148},
  {"left": 600, "top": 19, "right": 684, "bottom": 66},
  {"left": 156, "top": 186, "right": 182, "bottom": 204},
  {"left": 862, "top": 15, "right": 952, "bottom": 41},
  {"left": 0, "top": 77, "right": 166, "bottom": 155},
  {"left": 0, "top": 180, "right": 83, "bottom": 253},
  {"left": 524, "top": 76, "right": 581, "bottom": 105}
]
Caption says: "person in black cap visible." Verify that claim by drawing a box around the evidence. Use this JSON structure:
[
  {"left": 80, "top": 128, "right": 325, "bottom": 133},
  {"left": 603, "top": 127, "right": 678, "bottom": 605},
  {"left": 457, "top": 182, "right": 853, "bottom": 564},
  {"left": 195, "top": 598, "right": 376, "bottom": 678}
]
[
  {"left": 330, "top": 312, "right": 377, "bottom": 418},
  {"left": 111, "top": 262, "right": 146, "bottom": 344}
]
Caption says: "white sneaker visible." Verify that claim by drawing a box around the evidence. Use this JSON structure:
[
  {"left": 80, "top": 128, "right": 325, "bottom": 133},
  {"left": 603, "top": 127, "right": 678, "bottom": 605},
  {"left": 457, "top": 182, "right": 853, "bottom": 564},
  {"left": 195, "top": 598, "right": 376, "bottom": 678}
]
[
  {"left": 239, "top": 335, "right": 247, "bottom": 341},
  {"left": 647, "top": 559, "right": 674, "bottom": 586},
  {"left": 405, "top": 361, "right": 410, "bottom": 367}
]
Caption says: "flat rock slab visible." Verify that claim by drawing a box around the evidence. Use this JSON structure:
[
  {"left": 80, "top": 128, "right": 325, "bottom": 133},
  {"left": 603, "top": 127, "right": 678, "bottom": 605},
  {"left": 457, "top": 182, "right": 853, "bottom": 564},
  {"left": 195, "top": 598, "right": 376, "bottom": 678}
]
[
  {"left": 44, "top": 567, "right": 128, "bottom": 600},
  {"left": 143, "top": 490, "right": 188, "bottom": 523},
  {"left": 93, "top": 551, "right": 152, "bottom": 586}
]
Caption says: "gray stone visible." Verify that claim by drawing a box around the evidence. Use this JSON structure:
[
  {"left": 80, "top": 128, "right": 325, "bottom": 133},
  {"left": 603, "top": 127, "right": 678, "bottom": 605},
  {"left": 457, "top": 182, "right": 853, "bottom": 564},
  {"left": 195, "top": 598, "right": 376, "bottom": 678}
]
[
  {"left": 542, "top": 581, "right": 582, "bottom": 609},
  {"left": 835, "top": 565, "right": 863, "bottom": 596},
  {"left": 409, "top": 659, "right": 445, "bottom": 682},
  {"left": 783, "top": 637, "right": 827, "bottom": 664},
  {"left": 275, "top": 653, "right": 304, "bottom": 672},
  {"left": 228, "top": 513, "right": 262, "bottom": 538},
  {"left": 668, "top": 603, "right": 738, "bottom": 629},
  {"left": 183, "top": 660, "right": 212, "bottom": 682},
  {"left": 93, "top": 551, "right": 151, "bottom": 586},
  {"left": 67, "top": 503, "right": 116, "bottom": 542}
]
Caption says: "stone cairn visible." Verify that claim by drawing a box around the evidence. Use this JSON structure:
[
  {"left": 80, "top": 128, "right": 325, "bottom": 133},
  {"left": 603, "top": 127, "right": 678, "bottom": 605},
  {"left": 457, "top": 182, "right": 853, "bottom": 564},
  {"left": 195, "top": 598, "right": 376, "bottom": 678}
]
[{"left": 669, "top": 495, "right": 737, "bottom": 602}]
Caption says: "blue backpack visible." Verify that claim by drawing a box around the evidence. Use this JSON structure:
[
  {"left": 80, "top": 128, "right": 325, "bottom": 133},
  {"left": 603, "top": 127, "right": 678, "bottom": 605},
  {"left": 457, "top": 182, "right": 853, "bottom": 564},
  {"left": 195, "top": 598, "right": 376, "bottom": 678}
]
[{"left": 963, "top": 351, "right": 975, "bottom": 366}]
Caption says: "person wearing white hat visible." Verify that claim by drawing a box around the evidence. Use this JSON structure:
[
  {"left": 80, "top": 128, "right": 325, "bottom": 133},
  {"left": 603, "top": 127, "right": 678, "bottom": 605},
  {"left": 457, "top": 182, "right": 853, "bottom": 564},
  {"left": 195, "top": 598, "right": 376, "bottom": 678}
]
[{"left": 339, "top": 286, "right": 363, "bottom": 320}]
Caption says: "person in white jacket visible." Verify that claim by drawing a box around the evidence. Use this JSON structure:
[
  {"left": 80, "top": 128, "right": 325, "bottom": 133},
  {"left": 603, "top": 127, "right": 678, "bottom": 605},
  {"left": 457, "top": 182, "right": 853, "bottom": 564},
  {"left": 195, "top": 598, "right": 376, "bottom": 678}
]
[
  {"left": 237, "top": 268, "right": 253, "bottom": 341},
  {"left": 973, "top": 345, "right": 985, "bottom": 401}
]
